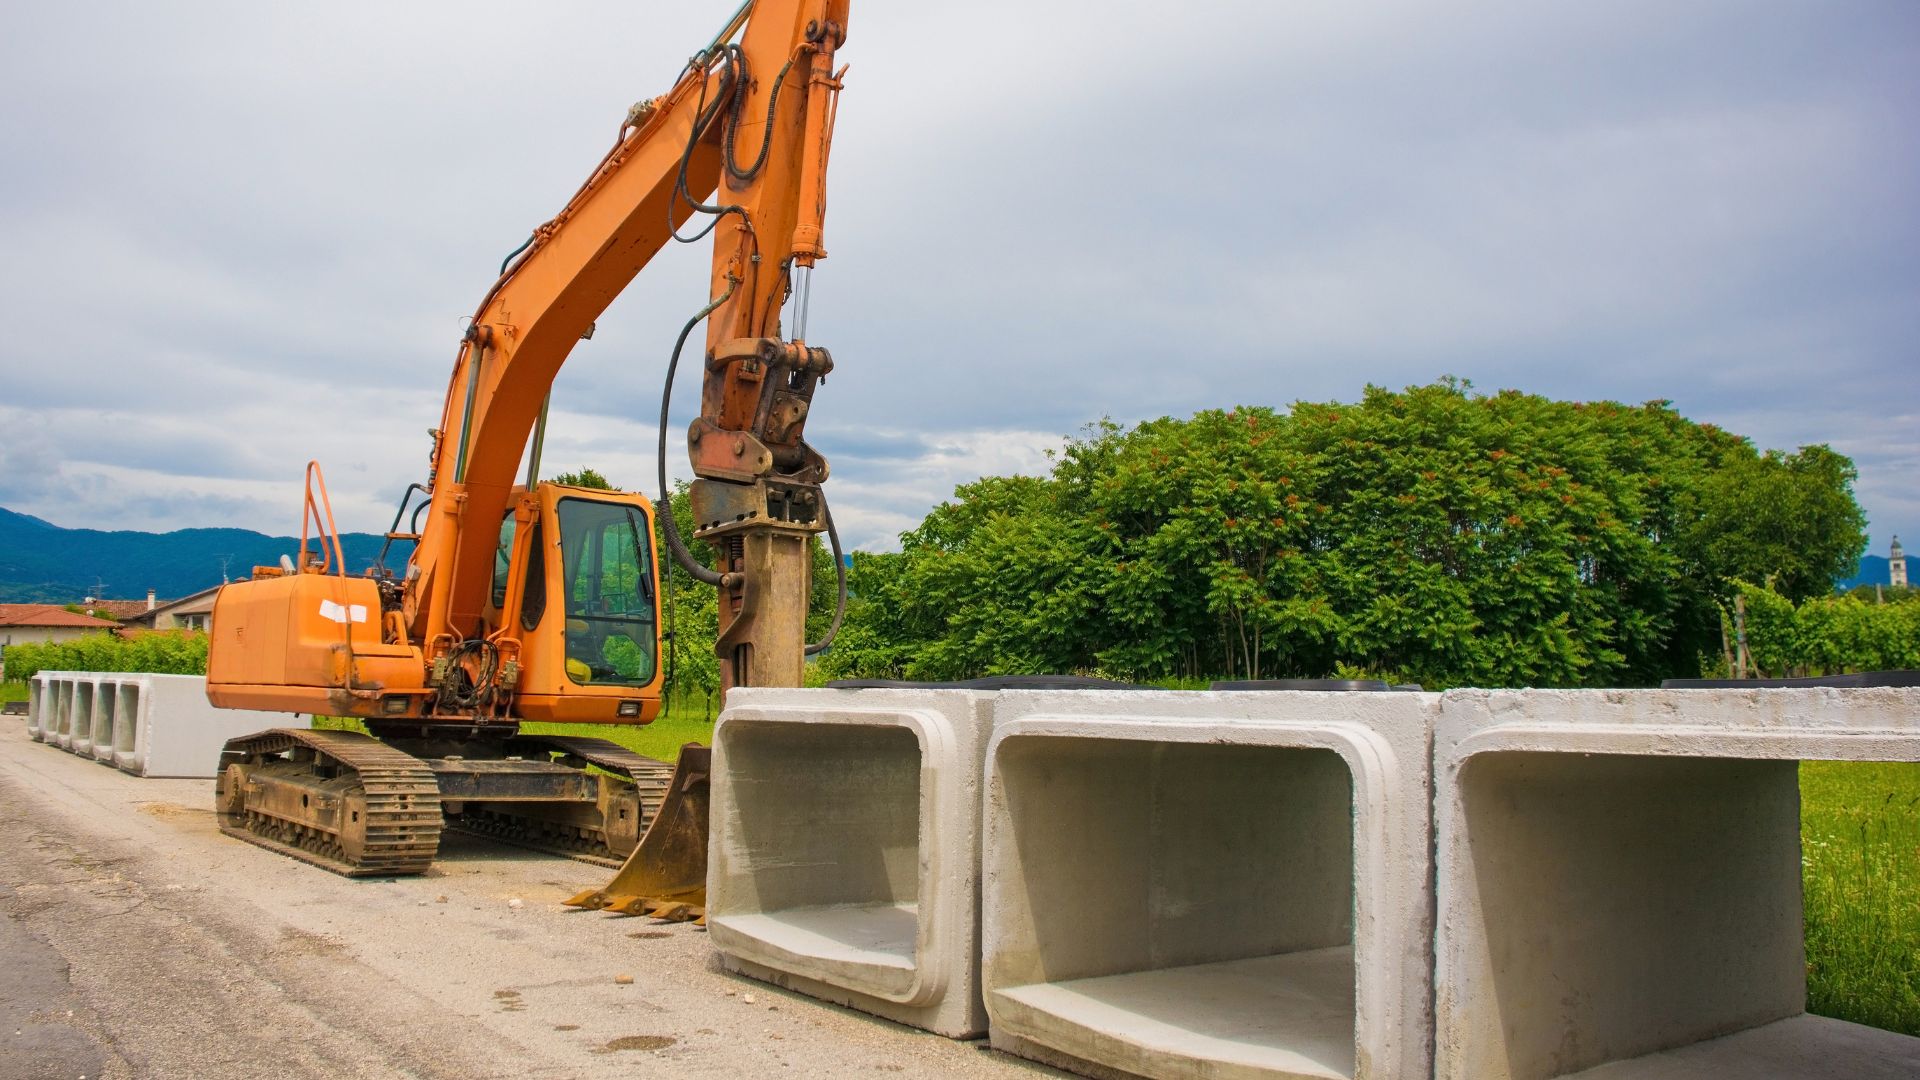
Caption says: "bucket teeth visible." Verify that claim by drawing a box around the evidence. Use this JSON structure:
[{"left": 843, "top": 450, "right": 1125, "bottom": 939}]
[{"left": 563, "top": 743, "right": 711, "bottom": 924}]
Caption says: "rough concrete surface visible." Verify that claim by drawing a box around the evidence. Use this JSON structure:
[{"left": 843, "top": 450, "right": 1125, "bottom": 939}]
[
  {"left": 1560, "top": 1015, "right": 1920, "bottom": 1080},
  {"left": 981, "top": 689, "right": 1438, "bottom": 1080},
  {"left": 0, "top": 717, "right": 1065, "bottom": 1080},
  {"left": 1433, "top": 687, "right": 1920, "bottom": 1080}
]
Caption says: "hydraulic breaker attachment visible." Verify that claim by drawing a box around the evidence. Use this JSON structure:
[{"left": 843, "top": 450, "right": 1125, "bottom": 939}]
[{"left": 564, "top": 743, "right": 711, "bottom": 922}]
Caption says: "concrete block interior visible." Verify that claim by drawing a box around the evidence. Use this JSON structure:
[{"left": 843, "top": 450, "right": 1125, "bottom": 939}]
[
  {"left": 71, "top": 681, "right": 95, "bottom": 753},
  {"left": 112, "top": 683, "right": 140, "bottom": 756},
  {"left": 53, "top": 680, "right": 75, "bottom": 743},
  {"left": 1452, "top": 751, "right": 1920, "bottom": 1080},
  {"left": 991, "top": 737, "right": 1358, "bottom": 1080},
  {"left": 715, "top": 721, "right": 924, "bottom": 986},
  {"left": 90, "top": 683, "right": 117, "bottom": 760}
]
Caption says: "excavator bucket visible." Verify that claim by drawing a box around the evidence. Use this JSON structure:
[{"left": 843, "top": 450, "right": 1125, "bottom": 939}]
[{"left": 564, "top": 743, "right": 710, "bottom": 922}]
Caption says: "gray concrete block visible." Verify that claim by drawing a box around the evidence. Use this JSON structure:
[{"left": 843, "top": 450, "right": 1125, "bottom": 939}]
[
  {"left": 48, "top": 676, "right": 77, "bottom": 748},
  {"left": 31, "top": 672, "right": 289, "bottom": 778},
  {"left": 981, "top": 689, "right": 1437, "bottom": 1080},
  {"left": 89, "top": 678, "right": 120, "bottom": 764},
  {"left": 107, "top": 681, "right": 142, "bottom": 771},
  {"left": 115, "top": 674, "right": 274, "bottom": 778},
  {"left": 25, "top": 673, "right": 50, "bottom": 741},
  {"left": 1435, "top": 687, "right": 1920, "bottom": 1080},
  {"left": 68, "top": 679, "right": 98, "bottom": 757},
  {"left": 708, "top": 687, "right": 997, "bottom": 1038}
]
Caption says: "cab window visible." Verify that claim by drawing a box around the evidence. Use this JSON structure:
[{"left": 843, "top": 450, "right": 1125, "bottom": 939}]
[{"left": 557, "top": 498, "right": 657, "bottom": 687}]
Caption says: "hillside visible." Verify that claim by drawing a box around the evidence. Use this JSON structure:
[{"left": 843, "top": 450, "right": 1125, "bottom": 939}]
[{"left": 0, "top": 506, "right": 411, "bottom": 603}]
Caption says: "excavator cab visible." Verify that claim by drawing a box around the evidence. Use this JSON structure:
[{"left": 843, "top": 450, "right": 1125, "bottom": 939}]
[{"left": 501, "top": 482, "right": 665, "bottom": 725}]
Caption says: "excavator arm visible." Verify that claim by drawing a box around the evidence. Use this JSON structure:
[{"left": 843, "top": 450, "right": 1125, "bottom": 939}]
[{"left": 410, "top": 0, "right": 849, "bottom": 696}]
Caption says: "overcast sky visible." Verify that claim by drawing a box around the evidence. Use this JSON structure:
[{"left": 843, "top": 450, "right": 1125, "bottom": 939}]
[{"left": 1, "top": 1, "right": 1914, "bottom": 560}]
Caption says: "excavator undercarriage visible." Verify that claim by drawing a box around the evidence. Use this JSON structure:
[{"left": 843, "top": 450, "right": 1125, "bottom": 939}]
[{"left": 214, "top": 727, "right": 680, "bottom": 877}]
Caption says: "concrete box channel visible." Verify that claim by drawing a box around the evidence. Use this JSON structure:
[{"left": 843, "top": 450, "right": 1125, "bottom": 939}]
[
  {"left": 27, "top": 671, "right": 278, "bottom": 778},
  {"left": 25, "top": 672, "right": 51, "bottom": 741},
  {"left": 70, "top": 677, "right": 97, "bottom": 756},
  {"left": 50, "top": 677, "right": 77, "bottom": 747},
  {"left": 981, "top": 689, "right": 1437, "bottom": 1080},
  {"left": 708, "top": 687, "right": 997, "bottom": 1037},
  {"left": 1435, "top": 687, "right": 1920, "bottom": 1080}
]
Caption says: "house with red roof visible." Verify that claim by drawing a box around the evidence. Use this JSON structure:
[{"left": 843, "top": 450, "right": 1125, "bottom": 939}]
[{"left": 0, "top": 604, "right": 120, "bottom": 648}]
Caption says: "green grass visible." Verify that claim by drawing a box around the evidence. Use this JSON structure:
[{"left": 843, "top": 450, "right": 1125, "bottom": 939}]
[
  {"left": 311, "top": 700, "right": 717, "bottom": 763},
  {"left": 0, "top": 680, "right": 25, "bottom": 704},
  {"left": 1801, "top": 760, "right": 1920, "bottom": 1036},
  {"left": 519, "top": 708, "right": 715, "bottom": 762}
]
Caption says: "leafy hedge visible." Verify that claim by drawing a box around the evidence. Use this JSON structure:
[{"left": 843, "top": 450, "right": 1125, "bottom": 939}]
[
  {"left": 1735, "top": 584, "right": 1920, "bottom": 676},
  {"left": 1, "top": 632, "right": 209, "bottom": 682},
  {"left": 822, "top": 383, "right": 1868, "bottom": 688}
]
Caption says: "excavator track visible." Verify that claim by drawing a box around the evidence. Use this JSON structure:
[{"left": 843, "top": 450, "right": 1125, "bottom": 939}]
[
  {"left": 215, "top": 728, "right": 442, "bottom": 877},
  {"left": 445, "top": 734, "right": 675, "bottom": 867}
]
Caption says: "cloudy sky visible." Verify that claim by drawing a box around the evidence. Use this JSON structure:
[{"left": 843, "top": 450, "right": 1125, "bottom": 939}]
[{"left": 2, "top": 1, "right": 1914, "bottom": 558}]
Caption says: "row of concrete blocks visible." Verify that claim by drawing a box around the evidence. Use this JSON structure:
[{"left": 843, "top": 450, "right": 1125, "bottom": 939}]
[
  {"left": 24, "top": 671, "right": 259, "bottom": 778},
  {"left": 705, "top": 685, "right": 1920, "bottom": 1080}
]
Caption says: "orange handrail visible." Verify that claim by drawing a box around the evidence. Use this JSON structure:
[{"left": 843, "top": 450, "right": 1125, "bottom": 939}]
[{"left": 299, "top": 461, "right": 348, "bottom": 576}]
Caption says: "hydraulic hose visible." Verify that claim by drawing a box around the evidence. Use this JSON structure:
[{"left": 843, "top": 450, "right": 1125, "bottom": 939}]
[
  {"left": 652, "top": 279, "right": 848, "bottom": 656},
  {"left": 656, "top": 284, "right": 735, "bottom": 588},
  {"left": 803, "top": 495, "right": 847, "bottom": 656}
]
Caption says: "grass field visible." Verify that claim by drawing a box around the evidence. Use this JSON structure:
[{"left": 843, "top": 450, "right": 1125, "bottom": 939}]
[
  {"left": 1801, "top": 760, "right": 1920, "bottom": 1035},
  {"left": 0, "top": 680, "right": 25, "bottom": 704},
  {"left": 312, "top": 701, "right": 717, "bottom": 763}
]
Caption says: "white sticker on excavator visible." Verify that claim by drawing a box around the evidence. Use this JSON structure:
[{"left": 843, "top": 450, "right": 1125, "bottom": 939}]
[{"left": 318, "top": 599, "right": 369, "bottom": 624}]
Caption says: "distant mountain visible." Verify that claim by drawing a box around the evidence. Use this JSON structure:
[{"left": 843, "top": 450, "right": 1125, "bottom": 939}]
[
  {"left": 1836, "top": 554, "right": 1900, "bottom": 591},
  {"left": 0, "top": 506, "right": 412, "bottom": 604}
]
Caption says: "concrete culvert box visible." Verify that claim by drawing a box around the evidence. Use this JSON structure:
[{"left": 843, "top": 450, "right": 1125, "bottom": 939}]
[
  {"left": 26, "top": 673, "right": 49, "bottom": 741},
  {"left": 124, "top": 674, "right": 273, "bottom": 778},
  {"left": 50, "top": 677, "right": 76, "bottom": 747},
  {"left": 1435, "top": 688, "right": 1920, "bottom": 1080},
  {"left": 90, "top": 679, "right": 119, "bottom": 763},
  {"left": 111, "top": 682, "right": 141, "bottom": 763},
  {"left": 982, "top": 690, "right": 1436, "bottom": 1080},
  {"left": 708, "top": 687, "right": 995, "bottom": 1037},
  {"left": 69, "top": 679, "right": 96, "bottom": 757}
]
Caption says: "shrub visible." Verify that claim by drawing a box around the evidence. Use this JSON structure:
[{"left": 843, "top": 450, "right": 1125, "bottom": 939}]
[{"left": 1, "top": 632, "right": 209, "bottom": 682}]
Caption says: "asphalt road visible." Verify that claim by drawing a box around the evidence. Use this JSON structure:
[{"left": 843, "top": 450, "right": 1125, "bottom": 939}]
[{"left": 0, "top": 718, "right": 1062, "bottom": 1080}]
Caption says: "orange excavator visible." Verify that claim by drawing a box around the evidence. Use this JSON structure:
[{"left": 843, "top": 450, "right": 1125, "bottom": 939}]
[{"left": 204, "top": 0, "right": 849, "bottom": 913}]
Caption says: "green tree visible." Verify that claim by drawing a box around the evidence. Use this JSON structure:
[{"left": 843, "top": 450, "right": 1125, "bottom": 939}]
[
  {"left": 1683, "top": 445, "right": 1868, "bottom": 603},
  {"left": 815, "top": 551, "right": 919, "bottom": 680},
  {"left": 550, "top": 467, "right": 614, "bottom": 490},
  {"left": 824, "top": 381, "right": 1868, "bottom": 688},
  {"left": 648, "top": 478, "right": 841, "bottom": 712}
]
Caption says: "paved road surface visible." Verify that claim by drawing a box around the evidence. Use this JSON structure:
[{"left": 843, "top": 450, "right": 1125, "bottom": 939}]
[{"left": 0, "top": 719, "right": 1062, "bottom": 1079}]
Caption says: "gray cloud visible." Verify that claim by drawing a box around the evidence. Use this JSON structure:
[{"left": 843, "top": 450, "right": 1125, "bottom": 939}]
[{"left": 1, "top": 1, "right": 1913, "bottom": 560}]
